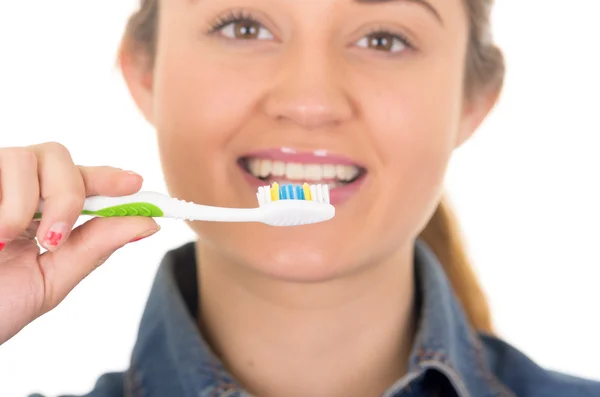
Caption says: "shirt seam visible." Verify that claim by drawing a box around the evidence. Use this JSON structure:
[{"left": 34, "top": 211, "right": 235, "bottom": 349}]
[
  {"left": 468, "top": 331, "right": 518, "bottom": 397},
  {"left": 124, "top": 364, "right": 144, "bottom": 397},
  {"left": 418, "top": 348, "right": 471, "bottom": 397}
]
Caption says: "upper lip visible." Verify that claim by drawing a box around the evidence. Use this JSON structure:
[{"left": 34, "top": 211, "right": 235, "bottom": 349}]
[{"left": 239, "top": 147, "right": 367, "bottom": 169}]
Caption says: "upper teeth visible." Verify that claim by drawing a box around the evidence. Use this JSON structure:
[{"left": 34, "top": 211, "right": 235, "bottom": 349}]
[{"left": 247, "top": 159, "right": 360, "bottom": 182}]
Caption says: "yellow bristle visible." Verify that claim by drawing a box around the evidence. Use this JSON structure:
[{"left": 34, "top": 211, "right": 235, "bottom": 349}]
[
  {"left": 303, "top": 183, "right": 312, "bottom": 201},
  {"left": 271, "top": 182, "right": 280, "bottom": 201}
]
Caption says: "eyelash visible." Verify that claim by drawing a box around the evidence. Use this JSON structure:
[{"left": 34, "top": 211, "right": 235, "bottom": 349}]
[
  {"left": 207, "top": 11, "right": 415, "bottom": 53},
  {"left": 208, "top": 10, "right": 260, "bottom": 34}
]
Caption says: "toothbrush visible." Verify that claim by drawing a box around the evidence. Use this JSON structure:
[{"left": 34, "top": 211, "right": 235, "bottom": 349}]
[{"left": 34, "top": 183, "right": 335, "bottom": 227}]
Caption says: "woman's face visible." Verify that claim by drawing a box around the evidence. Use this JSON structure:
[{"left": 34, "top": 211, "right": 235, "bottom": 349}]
[{"left": 125, "top": 0, "right": 493, "bottom": 281}]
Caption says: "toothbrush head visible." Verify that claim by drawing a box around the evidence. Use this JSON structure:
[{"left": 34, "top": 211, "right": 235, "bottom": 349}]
[{"left": 255, "top": 183, "right": 335, "bottom": 226}]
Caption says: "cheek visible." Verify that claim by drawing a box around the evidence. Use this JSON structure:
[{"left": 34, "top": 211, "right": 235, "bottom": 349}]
[
  {"left": 364, "top": 55, "right": 464, "bottom": 153},
  {"left": 153, "top": 52, "right": 252, "bottom": 152},
  {"left": 378, "top": 87, "right": 459, "bottom": 185},
  {"left": 150, "top": 44, "right": 271, "bottom": 204},
  {"left": 357, "top": 59, "right": 464, "bottom": 233}
]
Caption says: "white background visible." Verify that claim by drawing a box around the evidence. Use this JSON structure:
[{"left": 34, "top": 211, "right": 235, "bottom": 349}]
[{"left": 0, "top": 1, "right": 599, "bottom": 396}]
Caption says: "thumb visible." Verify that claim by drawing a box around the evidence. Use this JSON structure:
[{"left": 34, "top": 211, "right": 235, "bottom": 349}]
[{"left": 37, "top": 216, "right": 159, "bottom": 312}]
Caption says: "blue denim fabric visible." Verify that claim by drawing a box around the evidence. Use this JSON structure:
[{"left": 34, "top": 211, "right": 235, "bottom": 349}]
[{"left": 30, "top": 240, "right": 600, "bottom": 397}]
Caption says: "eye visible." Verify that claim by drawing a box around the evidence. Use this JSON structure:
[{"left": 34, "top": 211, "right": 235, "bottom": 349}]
[
  {"left": 210, "top": 13, "right": 274, "bottom": 41},
  {"left": 220, "top": 20, "right": 273, "bottom": 40},
  {"left": 356, "top": 31, "right": 410, "bottom": 53}
]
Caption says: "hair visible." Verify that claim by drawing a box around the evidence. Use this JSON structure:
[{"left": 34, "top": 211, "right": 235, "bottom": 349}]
[{"left": 120, "top": 0, "right": 504, "bottom": 334}]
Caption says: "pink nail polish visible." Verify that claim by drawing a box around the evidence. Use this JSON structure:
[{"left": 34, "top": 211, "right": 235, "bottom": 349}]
[
  {"left": 129, "top": 228, "right": 160, "bottom": 244},
  {"left": 45, "top": 223, "right": 67, "bottom": 247},
  {"left": 0, "top": 242, "right": 6, "bottom": 252}
]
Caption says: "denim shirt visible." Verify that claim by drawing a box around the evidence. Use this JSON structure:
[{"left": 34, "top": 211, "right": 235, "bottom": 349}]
[{"left": 31, "top": 240, "right": 600, "bottom": 397}]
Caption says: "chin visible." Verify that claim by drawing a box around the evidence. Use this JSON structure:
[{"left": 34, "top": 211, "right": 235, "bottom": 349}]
[
  {"left": 246, "top": 242, "right": 356, "bottom": 283},
  {"left": 195, "top": 219, "right": 367, "bottom": 284}
]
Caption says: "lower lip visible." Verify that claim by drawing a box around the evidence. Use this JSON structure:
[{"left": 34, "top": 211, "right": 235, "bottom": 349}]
[{"left": 238, "top": 166, "right": 366, "bottom": 206}]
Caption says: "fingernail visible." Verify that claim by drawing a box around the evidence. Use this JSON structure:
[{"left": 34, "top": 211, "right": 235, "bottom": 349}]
[
  {"left": 129, "top": 227, "right": 160, "bottom": 243},
  {"left": 125, "top": 171, "right": 141, "bottom": 177},
  {"left": 44, "top": 223, "right": 67, "bottom": 249},
  {"left": 0, "top": 242, "right": 6, "bottom": 252}
]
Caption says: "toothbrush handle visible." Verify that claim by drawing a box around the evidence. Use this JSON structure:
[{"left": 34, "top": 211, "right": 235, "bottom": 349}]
[
  {"left": 34, "top": 192, "right": 168, "bottom": 220},
  {"left": 33, "top": 191, "right": 263, "bottom": 223}
]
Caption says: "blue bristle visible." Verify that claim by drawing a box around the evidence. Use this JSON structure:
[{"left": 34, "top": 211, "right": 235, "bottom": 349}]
[
  {"left": 279, "top": 184, "right": 306, "bottom": 200},
  {"left": 296, "top": 185, "right": 304, "bottom": 200}
]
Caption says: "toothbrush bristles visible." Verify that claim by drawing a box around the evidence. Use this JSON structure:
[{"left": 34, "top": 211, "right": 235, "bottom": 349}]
[{"left": 256, "top": 183, "right": 330, "bottom": 207}]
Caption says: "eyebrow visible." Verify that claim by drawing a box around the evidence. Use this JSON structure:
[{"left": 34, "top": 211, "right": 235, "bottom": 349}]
[{"left": 354, "top": 0, "right": 443, "bottom": 25}]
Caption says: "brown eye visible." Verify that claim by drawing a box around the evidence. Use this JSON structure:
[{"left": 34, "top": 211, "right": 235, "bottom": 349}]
[
  {"left": 217, "top": 18, "right": 274, "bottom": 40},
  {"left": 233, "top": 21, "right": 261, "bottom": 39},
  {"left": 367, "top": 33, "right": 395, "bottom": 51},
  {"left": 356, "top": 31, "right": 409, "bottom": 53}
]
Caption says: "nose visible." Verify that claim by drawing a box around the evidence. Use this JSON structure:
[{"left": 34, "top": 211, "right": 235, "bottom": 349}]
[{"left": 262, "top": 46, "right": 354, "bottom": 130}]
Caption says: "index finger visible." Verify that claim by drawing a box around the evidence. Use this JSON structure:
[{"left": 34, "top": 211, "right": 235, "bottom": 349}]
[{"left": 77, "top": 166, "right": 144, "bottom": 197}]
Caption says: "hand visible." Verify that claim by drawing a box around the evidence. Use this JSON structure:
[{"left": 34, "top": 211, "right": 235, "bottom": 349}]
[{"left": 0, "top": 142, "right": 160, "bottom": 345}]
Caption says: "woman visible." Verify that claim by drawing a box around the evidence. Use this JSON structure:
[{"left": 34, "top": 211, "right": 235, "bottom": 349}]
[{"left": 1, "top": 0, "right": 599, "bottom": 396}]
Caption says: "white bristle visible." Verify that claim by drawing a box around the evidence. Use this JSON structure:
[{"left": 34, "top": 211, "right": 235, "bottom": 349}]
[
  {"left": 309, "top": 185, "right": 317, "bottom": 202},
  {"left": 313, "top": 185, "right": 329, "bottom": 204},
  {"left": 256, "top": 187, "right": 262, "bottom": 206},
  {"left": 260, "top": 185, "right": 271, "bottom": 206},
  {"left": 257, "top": 188, "right": 266, "bottom": 206}
]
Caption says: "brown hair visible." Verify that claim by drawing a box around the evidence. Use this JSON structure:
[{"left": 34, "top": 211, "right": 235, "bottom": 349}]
[{"left": 120, "top": 0, "right": 504, "bottom": 333}]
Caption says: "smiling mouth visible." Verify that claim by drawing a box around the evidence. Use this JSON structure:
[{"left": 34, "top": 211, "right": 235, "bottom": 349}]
[{"left": 238, "top": 157, "right": 367, "bottom": 189}]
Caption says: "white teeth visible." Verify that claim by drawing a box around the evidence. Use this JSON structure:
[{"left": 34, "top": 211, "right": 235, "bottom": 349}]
[
  {"left": 344, "top": 165, "right": 360, "bottom": 181},
  {"left": 259, "top": 159, "right": 271, "bottom": 178},
  {"left": 323, "top": 164, "right": 336, "bottom": 179},
  {"left": 285, "top": 163, "right": 304, "bottom": 179},
  {"left": 272, "top": 161, "right": 286, "bottom": 177},
  {"left": 334, "top": 165, "right": 360, "bottom": 181},
  {"left": 249, "top": 159, "right": 261, "bottom": 176},
  {"left": 335, "top": 165, "right": 347, "bottom": 181},
  {"left": 304, "top": 164, "right": 323, "bottom": 181},
  {"left": 246, "top": 158, "right": 361, "bottom": 184},
  {"left": 326, "top": 181, "right": 339, "bottom": 190}
]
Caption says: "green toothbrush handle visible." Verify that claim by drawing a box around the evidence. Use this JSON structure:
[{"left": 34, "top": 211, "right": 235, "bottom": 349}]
[{"left": 34, "top": 194, "right": 167, "bottom": 220}]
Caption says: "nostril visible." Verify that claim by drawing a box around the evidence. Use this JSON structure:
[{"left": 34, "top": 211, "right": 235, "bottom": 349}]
[
  {"left": 273, "top": 105, "right": 341, "bottom": 130},
  {"left": 262, "top": 83, "right": 353, "bottom": 130}
]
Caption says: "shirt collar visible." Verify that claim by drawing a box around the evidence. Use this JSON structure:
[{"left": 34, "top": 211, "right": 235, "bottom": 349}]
[
  {"left": 382, "top": 239, "right": 513, "bottom": 397},
  {"left": 127, "top": 240, "right": 508, "bottom": 397},
  {"left": 127, "top": 242, "right": 238, "bottom": 397}
]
